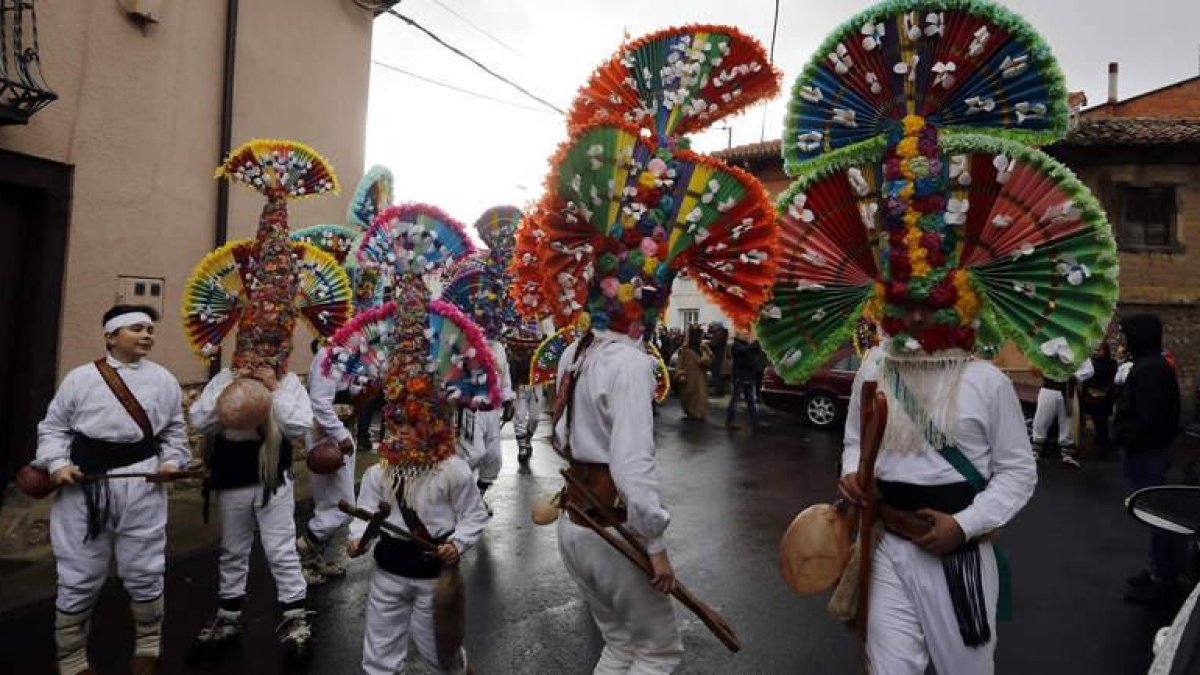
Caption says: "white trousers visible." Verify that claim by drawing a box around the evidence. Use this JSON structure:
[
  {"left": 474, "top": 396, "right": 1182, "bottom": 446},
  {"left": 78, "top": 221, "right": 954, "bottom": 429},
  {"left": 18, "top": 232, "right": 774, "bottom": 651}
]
[
  {"left": 307, "top": 448, "right": 356, "bottom": 543},
  {"left": 216, "top": 480, "right": 307, "bottom": 604},
  {"left": 513, "top": 385, "right": 542, "bottom": 440},
  {"left": 361, "top": 567, "right": 468, "bottom": 675},
  {"left": 866, "top": 533, "right": 998, "bottom": 675},
  {"left": 1031, "top": 389, "right": 1072, "bottom": 448},
  {"left": 459, "top": 409, "right": 502, "bottom": 483},
  {"left": 51, "top": 455, "right": 167, "bottom": 613},
  {"left": 557, "top": 517, "right": 683, "bottom": 675}
]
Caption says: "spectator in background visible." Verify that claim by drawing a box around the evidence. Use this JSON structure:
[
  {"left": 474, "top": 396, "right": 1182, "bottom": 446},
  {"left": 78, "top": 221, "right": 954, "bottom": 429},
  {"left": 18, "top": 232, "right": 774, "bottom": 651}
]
[
  {"left": 677, "top": 327, "right": 711, "bottom": 421},
  {"left": 1081, "top": 341, "right": 1118, "bottom": 452},
  {"left": 1114, "top": 314, "right": 1181, "bottom": 606},
  {"left": 726, "top": 328, "right": 768, "bottom": 431},
  {"left": 708, "top": 322, "right": 729, "bottom": 397}
]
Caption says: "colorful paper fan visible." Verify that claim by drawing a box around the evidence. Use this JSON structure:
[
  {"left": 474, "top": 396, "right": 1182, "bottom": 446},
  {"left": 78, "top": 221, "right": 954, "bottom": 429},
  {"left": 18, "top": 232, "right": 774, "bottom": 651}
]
[
  {"left": 508, "top": 199, "right": 554, "bottom": 319},
  {"left": 537, "top": 120, "right": 777, "bottom": 329},
  {"left": 758, "top": 132, "right": 1116, "bottom": 383},
  {"left": 355, "top": 203, "right": 475, "bottom": 280},
  {"left": 474, "top": 205, "right": 522, "bottom": 262},
  {"left": 440, "top": 264, "right": 508, "bottom": 340},
  {"left": 216, "top": 139, "right": 339, "bottom": 199},
  {"left": 647, "top": 343, "right": 671, "bottom": 402},
  {"left": 323, "top": 299, "right": 501, "bottom": 410},
  {"left": 181, "top": 240, "right": 353, "bottom": 359},
  {"left": 568, "top": 24, "right": 782, "bottom": 139},
  {"left": 529, "top": 326, "right": 669, "bottom": 402},
  {"left": 292, "top": 224, "right": 358, "bottom": 265},
  {"left": 347, "top": 165, "right": 395, "bottom": 231},
  {"left": 782, "top": 0, "right": 1068, "bottom": 174},
  {"left": 322, "top": 302, "right": 398, "bottom": 387},
  {"left": 428, "top": 299, "right": 503, "bottom": 409},
  {"left": 294, "top": 242, "right": 355, "bottom": 338}
]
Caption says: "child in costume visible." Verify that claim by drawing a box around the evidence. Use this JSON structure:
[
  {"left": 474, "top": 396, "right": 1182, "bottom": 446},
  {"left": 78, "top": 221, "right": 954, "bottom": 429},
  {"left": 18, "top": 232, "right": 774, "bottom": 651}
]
[
  {"left": 323, "top": 202, "right": 501, "bottom": 674},
  {"left": 514, "top": 26, "right": 782, "bottom": 673},
  {"left": 756, "top": 2, "right": 1118, "bottom": 672},
  {"left": 33, "top": 304, "right": 190, "bottom": 675},
  {"left": 180, "top": 139, "right": 353, "bottom": 664}
]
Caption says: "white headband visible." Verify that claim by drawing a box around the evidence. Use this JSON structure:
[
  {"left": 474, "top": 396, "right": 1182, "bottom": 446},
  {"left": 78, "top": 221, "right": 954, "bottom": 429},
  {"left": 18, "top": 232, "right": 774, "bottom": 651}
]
[{"left": 104, "top": 312, "right": 154, "bottom": 334}]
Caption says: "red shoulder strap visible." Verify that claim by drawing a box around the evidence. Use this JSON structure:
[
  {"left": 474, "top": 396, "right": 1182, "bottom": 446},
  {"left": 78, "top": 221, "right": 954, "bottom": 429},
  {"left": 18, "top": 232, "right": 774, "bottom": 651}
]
[{"left": 93, "top": 359, "right": 154, "bottom": 441}]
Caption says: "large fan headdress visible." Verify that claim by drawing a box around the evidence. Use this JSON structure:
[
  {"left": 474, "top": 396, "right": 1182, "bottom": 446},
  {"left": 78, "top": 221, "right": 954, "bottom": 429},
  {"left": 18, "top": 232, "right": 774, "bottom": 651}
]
[
  {"left": 758, "top": 0, "right": 1117, "bottom": 384},
  {"left": 324, "top": 204, "right": 501, "bottom": 471},
  {"left": 182, "top": 139, "right": 351, "bottom": 373},
  {"left": 512, "top": 25, "right": 784, "bottom": 340}
]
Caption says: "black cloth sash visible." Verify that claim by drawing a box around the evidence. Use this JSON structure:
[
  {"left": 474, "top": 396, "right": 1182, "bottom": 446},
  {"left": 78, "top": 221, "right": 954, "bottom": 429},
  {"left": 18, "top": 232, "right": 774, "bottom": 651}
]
[
  {"left": 206, "top": 435, "right": 293, "bottom": 490},
  {"left": 70, "top": 433, "right": 159, "bottom": 541},
  {"left": 877, "top": 479, "right": 992, "bottom": 648},
  {"left": 876, "top": 479, "right": 976, "bottom": 515},
  {"left": 374, "top": 532, "right": 447, "bottom": 579},
  {"left": 202, "top": 434, "right": 293, "bottom": 522},
  {"left": 1041, "top": 379, "right": 1067, "bottom": 393}
]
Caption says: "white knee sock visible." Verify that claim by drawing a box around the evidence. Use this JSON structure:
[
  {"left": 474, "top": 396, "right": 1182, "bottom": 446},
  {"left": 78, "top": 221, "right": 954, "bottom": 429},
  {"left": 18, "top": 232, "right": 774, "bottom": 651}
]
[
  {"left": 131, "top": 597, "right": 164, "bottom": 657},
  {"left": 55, "top": 607, "right": 92, "bottom": 675}
]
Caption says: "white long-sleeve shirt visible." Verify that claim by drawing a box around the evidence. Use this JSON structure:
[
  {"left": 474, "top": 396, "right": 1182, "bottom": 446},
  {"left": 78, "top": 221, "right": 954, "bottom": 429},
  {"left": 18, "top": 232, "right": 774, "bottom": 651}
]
[
  {"left": 554, "top": 330, "right": 671, "bottom": 554},
  {"left": 842, "top": 349, "right": 1037, "bottom": 542},
  {"left": 36, "top": 355, "right": 191, "bottom": 474},
  {"left": 351, "top": 458, "right": 489, "bottom": 555},
  {"left": 188, "top": 368, "right": 313, "bottom": 442},
  {"left": 307, "top": 346, "right": 352, "bottom": 445}
]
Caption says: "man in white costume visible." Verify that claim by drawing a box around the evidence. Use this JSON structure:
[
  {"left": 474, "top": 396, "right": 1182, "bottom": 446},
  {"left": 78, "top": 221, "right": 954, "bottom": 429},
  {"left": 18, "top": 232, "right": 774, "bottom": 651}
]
[
  {"left": 839, "top": 338, "right": 1037, "bottom": 675},
  {"left": 555, "top": 331, "right": 683, "bottom": 674},
  {"left": 34, "top": 305, "right": 190, "bottom": 675},
  {"left": 457, "top": 338, "right": 514, "bottom": 509},
  {"left": 1030, "top": 359, "right": 1094, "bottom": 467},
  {"left": 188, "top": 351, "right": 315, "bottom": 663},
  {"left": 298, "top": 340, "right": 357, "bottom": 584}
]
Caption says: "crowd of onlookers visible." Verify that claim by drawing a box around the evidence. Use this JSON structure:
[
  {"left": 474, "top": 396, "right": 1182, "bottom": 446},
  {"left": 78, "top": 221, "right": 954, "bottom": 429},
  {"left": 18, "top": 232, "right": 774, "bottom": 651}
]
[{"left": 654, "top": 322, "right": 770, "bottom": 430}]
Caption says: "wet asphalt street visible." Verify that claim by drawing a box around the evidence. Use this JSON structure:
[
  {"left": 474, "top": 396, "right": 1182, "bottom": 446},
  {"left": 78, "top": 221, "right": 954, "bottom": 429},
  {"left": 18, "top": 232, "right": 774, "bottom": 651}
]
[{"left": 0, "top": 398, "right": 1191, "bottom": 674}]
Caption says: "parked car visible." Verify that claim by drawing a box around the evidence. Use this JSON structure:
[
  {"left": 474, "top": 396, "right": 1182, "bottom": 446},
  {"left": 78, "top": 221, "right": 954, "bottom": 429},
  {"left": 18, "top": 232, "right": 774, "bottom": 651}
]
[
  {"left": 761, "top": 348, "right": 860, "bottom": 429},
  {"left": 761, "top": 348, "right": 1040, "bottom": 430}
]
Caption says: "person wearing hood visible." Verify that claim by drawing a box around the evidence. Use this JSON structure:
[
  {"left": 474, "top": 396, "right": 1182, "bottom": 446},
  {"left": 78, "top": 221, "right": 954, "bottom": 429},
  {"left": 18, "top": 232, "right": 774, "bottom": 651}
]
[{"left": 1113, "top": 314, "right": 1181, "bottom": 605}]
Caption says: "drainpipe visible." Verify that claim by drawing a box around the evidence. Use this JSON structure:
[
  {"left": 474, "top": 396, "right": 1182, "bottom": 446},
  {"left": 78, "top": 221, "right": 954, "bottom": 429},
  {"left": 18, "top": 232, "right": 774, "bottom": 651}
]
[{"left": 211, "top": 0, "right": 238, "bottom": 378}]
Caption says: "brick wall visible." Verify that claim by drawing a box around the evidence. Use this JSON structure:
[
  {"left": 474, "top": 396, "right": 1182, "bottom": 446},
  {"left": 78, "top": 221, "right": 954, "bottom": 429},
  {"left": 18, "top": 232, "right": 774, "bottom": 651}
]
[
  {"left": 1068, "top": 162, "right": 1200, "bottom": 302},
  {"left": 1084, "top": 77, "right": 1200, "bottom": 118}
]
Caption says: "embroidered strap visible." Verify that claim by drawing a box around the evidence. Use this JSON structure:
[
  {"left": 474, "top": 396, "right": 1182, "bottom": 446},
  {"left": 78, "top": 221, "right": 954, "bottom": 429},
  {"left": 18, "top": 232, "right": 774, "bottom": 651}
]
[{"left": 93, "top": 359, "right": 154, "bottom": 441}]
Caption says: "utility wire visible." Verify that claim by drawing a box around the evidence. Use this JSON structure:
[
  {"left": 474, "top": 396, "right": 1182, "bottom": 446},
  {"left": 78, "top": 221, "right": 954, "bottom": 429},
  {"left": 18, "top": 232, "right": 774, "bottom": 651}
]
[
  {"left": 372, "top": 60, "right": 561, "bottom": 115},
  {"left": 426, "top": 0, "right": 522, "bottom": 57},
  {"left": 760, "top": 0, "right": 781, "bottom": 142},
  {"left": 384, "top": 9, "right": 565, "bottom": 115}
]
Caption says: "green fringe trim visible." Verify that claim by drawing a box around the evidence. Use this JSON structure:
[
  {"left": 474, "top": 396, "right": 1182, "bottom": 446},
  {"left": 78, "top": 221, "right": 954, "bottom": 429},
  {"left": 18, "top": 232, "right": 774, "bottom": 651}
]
[{"left": 781, "top": 0, "right": 1070, "bottom": 174}]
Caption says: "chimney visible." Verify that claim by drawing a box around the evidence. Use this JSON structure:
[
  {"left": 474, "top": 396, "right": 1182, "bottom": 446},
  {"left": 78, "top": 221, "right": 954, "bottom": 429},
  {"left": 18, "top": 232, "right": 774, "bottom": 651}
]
[{"left": 1107, "top": 62, "right": 1119, "bottom": 106}]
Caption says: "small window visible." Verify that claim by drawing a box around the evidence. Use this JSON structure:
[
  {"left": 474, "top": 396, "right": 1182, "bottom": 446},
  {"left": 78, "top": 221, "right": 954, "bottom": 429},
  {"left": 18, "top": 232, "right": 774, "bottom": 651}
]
[
  {"left": 830, "top": 353, "right": 862, "bottom": 372},
  {"left": 1116, "top": 185, "right": 1178, "bottom": 251},
  {"left": 680, "top": 309, "right": 700, "bottom": 326},
  {"left": 150, "top": 282, "right": 161, "bottom": 297}
]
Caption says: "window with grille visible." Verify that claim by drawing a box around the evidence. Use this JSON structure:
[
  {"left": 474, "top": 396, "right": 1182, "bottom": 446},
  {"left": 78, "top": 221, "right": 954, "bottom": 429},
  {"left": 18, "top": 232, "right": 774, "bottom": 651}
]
[
  {"left": 680, "top": 309, "right": 700, "bottom": 326},
  {"left": 1116, "top": 185, "right": 1178, "bottom": 251}
]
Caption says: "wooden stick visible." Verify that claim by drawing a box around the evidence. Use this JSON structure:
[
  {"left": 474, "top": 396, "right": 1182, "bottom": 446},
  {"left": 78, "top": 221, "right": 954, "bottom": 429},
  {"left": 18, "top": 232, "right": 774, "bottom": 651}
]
[
  {"left": 855, "top": 383, "right": 888, "bottom": 644},
  {"left": 560, "top": 469, "right": 742, "bottom": 653},
  {"left": 337, "top": 499, "right": 438, "bottom": 552}
]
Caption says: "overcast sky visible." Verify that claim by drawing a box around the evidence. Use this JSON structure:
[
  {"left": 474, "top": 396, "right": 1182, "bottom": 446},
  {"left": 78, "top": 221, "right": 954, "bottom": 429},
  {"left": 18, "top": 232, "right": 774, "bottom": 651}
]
[{"left": 365, "top": 0, "right": 1200, "bottom": 226}]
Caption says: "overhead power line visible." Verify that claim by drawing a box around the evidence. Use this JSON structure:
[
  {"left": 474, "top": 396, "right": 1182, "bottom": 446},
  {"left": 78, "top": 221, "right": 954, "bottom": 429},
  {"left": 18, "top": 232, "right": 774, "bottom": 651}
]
[
  {"left": 426, "top": 0, "right": 522, "bottom": 57},
  {"left": 384, "top": 9, "right": 566, "bottom": 115},
  {"left": 371, "top": 60, "right": 561, "bottom": 115},
  {"left": 761, "top": 0, "right": 781, "bottom": 142}
]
